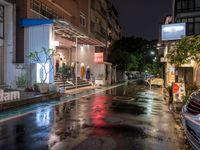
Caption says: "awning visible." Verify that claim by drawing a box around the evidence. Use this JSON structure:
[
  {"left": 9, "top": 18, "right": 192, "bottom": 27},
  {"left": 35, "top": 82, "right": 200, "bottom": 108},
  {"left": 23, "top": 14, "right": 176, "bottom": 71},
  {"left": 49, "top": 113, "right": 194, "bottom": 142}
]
[
  {"left": 20, "top": 19, "right": 106, "bottom": 47},
  {"left": 54, "top": 19, "right": 106, "bottom": 47},
  {"left": 20, "top": 19, "right": 54, "bottom": 27}
]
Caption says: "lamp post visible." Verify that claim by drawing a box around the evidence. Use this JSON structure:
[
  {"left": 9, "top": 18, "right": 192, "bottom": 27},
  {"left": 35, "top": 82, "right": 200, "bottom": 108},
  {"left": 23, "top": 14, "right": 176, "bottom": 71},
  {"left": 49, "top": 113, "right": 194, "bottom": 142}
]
[{"left": 75, "top": 37, "right": 78, "bottom": 89}]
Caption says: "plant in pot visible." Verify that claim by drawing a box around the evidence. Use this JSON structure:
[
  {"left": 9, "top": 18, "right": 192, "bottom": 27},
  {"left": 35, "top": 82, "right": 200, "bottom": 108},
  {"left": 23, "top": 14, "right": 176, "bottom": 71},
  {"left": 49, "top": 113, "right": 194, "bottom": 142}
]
[
  {"left": 28, "top": 47, "right": 56, "bottom": 94},
  {"left": 16, "top": 73, "right": 28, "bottom": 91},
  {"left": 58, "top": 63, "right": 71, "bottom": 93}
]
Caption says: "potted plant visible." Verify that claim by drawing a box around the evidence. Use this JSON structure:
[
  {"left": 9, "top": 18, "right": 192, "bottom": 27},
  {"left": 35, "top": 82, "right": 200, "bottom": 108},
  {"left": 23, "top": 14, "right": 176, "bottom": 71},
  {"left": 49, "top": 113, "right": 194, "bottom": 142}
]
[
  {"left": 58, "top": 63, "right": 71, "bottom": 93},
  {"left": 28, "top": 47, "right": 56, "bottom": 94},
  {"left": 16, "top": 73, "right": 28, "bottom": 91}
]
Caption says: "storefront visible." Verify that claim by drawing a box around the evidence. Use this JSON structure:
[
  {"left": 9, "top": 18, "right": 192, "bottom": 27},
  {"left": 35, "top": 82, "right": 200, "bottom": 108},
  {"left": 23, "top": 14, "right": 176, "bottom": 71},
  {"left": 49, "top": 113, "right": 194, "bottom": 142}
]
[{"left": 21, "top": 19, "right": 111, "bottom": 87}]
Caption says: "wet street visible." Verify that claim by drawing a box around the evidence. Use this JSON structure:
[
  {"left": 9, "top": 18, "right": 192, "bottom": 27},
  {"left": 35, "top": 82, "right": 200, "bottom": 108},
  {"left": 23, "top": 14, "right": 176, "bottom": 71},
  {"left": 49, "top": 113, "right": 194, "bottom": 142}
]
[{"left": 0, "top": 81, "right": 188, "bottom": 150}]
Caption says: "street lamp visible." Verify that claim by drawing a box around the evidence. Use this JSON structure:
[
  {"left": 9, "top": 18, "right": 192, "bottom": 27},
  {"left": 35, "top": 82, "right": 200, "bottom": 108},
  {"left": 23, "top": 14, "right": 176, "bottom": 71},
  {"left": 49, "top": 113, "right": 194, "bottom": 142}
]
[
  {"left": 150, "top": 51, "right": 155, "bottom": 55},
  {"left": 153, "top": 57, "right": 157, "bottom": 62}
]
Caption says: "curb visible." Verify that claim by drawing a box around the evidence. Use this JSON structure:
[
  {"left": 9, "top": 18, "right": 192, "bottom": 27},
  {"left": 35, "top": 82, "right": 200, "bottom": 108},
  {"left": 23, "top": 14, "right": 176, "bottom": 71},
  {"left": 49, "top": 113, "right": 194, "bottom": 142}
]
[{"left": 0, "top": 92, "right": 61, "bottom": 111}]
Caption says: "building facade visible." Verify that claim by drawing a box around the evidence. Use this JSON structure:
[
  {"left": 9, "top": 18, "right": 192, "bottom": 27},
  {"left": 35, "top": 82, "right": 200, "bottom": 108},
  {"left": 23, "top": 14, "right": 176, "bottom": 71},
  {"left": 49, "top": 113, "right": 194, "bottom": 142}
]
[
  {"left": 2, "top": 0, "right": 121, "bottom": 88},
  {"left": 0, "top": 0, "right": 16, "bottom": 87},
  {"left": 173, "top": 0, "right": 200, "bottom": 86},
  {"left": 159, "top": 0, "right": 200, "bottom": 87},
  {"left": 174, "top": 0, "right": 200, "bottom": 35}
]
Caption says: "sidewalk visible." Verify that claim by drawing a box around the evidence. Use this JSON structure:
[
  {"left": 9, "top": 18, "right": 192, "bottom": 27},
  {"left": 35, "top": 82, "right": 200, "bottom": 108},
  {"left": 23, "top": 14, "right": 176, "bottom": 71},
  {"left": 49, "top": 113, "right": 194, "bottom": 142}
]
[
  {"left": 163, "top": 88, "right": 191, "bottom": 149},
  {"left": 0, "top": 84, "right": 119, "bottom": 112},
  {"left": 0, "top": 91, "right": 61, "bottom": 111}
]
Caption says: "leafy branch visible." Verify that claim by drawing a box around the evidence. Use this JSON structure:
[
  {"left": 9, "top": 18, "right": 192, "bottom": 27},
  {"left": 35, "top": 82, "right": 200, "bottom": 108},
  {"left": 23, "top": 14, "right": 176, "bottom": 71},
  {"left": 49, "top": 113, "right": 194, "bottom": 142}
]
[{"left": 27, "top": 47, "right": 56, "bottom": 83}]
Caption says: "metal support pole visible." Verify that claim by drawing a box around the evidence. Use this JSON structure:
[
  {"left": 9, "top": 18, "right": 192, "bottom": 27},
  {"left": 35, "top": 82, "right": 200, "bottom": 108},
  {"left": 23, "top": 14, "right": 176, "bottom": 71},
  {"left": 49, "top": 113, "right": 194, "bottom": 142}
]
[{"left": 75, "top": 37, "right": 78, "bottom": 89}]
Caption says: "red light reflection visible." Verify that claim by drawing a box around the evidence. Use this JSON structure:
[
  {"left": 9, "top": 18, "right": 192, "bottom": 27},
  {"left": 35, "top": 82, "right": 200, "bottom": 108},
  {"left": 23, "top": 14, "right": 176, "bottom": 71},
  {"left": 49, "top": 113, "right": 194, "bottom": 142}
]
[{"left": 90, "top": 96, "right": 111, "bottom": 136}]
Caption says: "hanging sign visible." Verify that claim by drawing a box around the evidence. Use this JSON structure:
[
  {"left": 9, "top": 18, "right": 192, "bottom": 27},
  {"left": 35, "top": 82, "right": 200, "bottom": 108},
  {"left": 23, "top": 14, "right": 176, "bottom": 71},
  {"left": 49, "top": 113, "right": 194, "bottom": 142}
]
[{"left": 94, "top": 52, "right": 104, "bottom": 64}]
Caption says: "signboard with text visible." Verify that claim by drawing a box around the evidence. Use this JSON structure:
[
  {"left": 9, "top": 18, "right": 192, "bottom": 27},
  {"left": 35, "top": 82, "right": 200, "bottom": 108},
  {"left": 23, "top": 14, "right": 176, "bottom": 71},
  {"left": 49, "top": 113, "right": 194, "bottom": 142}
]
[
  {"left": 161, "top": 23, "right": 186, "bottom": 41},
  {"left": 94, "top": 52, "right": 104, "bottom": 64},
  {"left": 172, "top": 82, "right": 186, "bottom": 102}
]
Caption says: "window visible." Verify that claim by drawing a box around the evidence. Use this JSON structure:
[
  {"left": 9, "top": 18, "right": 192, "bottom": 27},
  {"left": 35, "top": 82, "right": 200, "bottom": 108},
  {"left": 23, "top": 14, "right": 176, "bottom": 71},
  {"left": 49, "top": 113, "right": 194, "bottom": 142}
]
[
  {"left": 40, "top": 4, "right": 47, "bottom": 17},
  {"left": 96, "top": 17, "right": 101, "bottom": 25},
  {"left": 195, "top": 23, "right": 200, "bottom": 34},
  {"left": 176, "top": 0, "right": 199, "bottom": 12},
  {"left": 188, "top": 18, "right": 194, "bottom": 22},
  {"left": 195, "top": 17, "right": 200, "bottom": 22},
  {"left": 177, "top": 1, "right": 181, "bottom": 9},
  {"left": 80, "top": 13, "right": 86, "bottom": 27},
  {"left": 32, "top": 0, "right": 41, "bottom": 12},
  {"left": 196, "top": 0, "right": 200, "bottom": 8},
  {"left": 182, "top": 0, "right": 187, "bottom": 9},
  {"left": 188, "top": 0, "right": 194, "bottom": 9},
  {"left": 90, "top": 21, "right": 95, "bottom": 33},
  {"left": 91, "top": 0, "right": 95, "bottom": 9},
  {"left": 31, "top": 0, "right": 58, "bottom": 19},
  {"left": 181, "top": 18, "right": 187, "bottom": 22},
  {"left": 0, "top": 5, "right": 4, "bottom": 39},
  {"left": 188, "top": 23, "right": 194, "bottom": 35},
  {"left": 52, "top": 11, "right": 58, "bottom": 19}
]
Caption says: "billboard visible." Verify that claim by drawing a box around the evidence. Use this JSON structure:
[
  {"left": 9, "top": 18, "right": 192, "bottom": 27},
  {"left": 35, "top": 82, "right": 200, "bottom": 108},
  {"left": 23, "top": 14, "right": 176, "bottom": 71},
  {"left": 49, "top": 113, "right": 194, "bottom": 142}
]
[{"left": 161, "top": 23, "right": 186, "bottom": 41}]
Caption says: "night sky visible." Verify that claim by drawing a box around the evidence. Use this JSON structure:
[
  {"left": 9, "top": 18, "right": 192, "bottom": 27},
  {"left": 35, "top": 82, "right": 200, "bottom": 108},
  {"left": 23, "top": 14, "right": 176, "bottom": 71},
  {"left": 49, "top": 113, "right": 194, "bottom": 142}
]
[{"left": 113, "top": 0, "right": 172, "bottom": 40}]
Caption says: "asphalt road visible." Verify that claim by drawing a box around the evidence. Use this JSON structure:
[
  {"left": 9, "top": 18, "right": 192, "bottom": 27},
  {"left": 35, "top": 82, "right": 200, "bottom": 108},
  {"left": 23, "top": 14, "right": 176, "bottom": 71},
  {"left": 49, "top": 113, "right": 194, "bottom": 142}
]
[{"left": 0, "top": 81, "right": 189, "bottom": 150}]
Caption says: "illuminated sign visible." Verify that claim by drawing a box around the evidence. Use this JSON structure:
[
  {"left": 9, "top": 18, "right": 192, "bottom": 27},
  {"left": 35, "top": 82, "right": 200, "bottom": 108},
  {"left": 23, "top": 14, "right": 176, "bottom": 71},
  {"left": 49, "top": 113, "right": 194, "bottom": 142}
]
[
  {"left": 161, "top": 23, "right": 186, "bottom": 41},
  {"left": 94, "top": 53, "right": 104, "bottom": 64}
]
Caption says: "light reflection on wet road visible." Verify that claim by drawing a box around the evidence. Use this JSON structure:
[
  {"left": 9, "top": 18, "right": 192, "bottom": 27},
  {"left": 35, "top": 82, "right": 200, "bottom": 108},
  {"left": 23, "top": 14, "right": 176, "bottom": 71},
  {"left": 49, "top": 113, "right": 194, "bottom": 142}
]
[{"left": 0, "top": 82, "right": 188, "bottom": 150}]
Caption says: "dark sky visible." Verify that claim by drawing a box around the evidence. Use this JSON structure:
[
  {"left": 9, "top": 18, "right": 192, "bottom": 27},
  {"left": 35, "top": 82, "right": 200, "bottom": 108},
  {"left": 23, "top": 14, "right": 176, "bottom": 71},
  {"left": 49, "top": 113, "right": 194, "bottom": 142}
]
[{"left": 113, "top": 0, "right": 172, "bottom": 40}]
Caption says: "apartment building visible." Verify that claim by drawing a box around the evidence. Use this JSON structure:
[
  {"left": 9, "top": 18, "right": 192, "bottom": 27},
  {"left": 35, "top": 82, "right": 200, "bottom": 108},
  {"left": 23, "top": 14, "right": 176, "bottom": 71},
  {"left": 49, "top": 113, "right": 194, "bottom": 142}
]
[
  {"left": 158, "top": 0, "right": 200, "bottom": 87},
  {"left": 12, "top": 0, "right": 121, "bottom": 87},
  {"left": 107, "top": 2, "right": 121, "bottom": 48},
  {"left": 0, "top": 0, "right": 15, "bottom": 87},
  {"left": 174, "top": 0, "right": 200, "bottom": 35},
  {"left": 173, "top": 0, "right": 200, "bottom": 86}
]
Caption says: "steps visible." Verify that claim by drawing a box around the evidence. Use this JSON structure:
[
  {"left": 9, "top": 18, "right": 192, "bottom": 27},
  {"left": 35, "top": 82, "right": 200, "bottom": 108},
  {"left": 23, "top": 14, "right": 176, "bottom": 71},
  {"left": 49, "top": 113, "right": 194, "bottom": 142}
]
[{"left": 54, "top": 75, "right": 92, "bottom": 90}]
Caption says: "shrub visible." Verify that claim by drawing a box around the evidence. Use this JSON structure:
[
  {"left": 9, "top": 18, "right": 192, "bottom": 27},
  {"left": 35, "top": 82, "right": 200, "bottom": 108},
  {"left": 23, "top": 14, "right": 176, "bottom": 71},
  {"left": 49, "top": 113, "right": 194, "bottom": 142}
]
[{"left": 16, "top": 74, "right": 28, "bottom": 88}]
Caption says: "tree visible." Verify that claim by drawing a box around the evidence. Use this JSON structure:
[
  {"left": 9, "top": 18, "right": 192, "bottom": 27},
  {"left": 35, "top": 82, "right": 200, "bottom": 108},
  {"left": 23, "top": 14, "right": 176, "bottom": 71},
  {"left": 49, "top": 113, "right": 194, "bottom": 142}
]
[
  {"left": 167, "top": 35, "right": 200, "bottom": 85},
  {"left": 144, "top": 63, "right": 160, "bottom": 76},
  {"left": 110, "top": 36, "right": 148, "bottom": 72},
  {"left": 28, "top": 47, "right": 56, "bottom": 83},
  {"left": 58, "top": 63, "right": 71, "bottom": 89},
  {"left": 110, "top": 49, "right": 130, "bottom": 71},
  {"left": 127, "top": 53, "right": 143, "bottom": 71}
]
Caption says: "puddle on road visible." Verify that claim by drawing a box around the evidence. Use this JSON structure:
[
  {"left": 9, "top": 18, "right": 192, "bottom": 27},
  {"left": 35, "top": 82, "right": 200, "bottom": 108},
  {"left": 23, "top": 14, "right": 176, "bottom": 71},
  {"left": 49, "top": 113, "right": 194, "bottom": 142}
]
[{"left": 110, "top": 101, "right": 146, "bottom": 115}]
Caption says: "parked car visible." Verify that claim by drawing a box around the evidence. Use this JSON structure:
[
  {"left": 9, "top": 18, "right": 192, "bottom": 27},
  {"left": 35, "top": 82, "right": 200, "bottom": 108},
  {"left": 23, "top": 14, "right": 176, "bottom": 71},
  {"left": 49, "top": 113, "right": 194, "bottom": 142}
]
[{"left": 182, "top": 90, "right": 200, "bottom": 150}]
